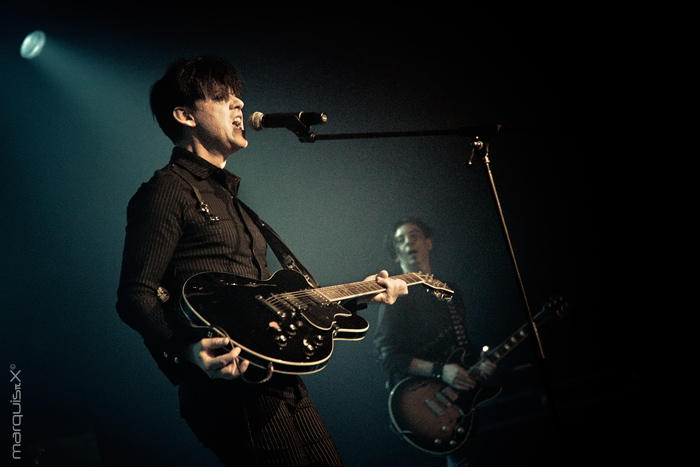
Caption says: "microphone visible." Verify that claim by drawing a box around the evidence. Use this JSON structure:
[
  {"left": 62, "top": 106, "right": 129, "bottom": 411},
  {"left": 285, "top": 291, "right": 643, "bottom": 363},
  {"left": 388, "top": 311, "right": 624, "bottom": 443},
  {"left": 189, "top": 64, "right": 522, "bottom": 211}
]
[{"left": 247, "top": 111, "right": 328, "bottom": 135}]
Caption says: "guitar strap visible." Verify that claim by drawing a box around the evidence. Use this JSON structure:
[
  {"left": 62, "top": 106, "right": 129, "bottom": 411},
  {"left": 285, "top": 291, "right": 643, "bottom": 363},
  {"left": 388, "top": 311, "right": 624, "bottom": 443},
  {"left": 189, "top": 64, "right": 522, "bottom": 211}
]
[
  {"left": 416, "top": 296, "right": 471, "bottom": 363},
  {"left": 168, "top": 164, "right": 320, "bottom": 288},
  {"left": 237, "top": 200, "right": 320, "bottom": 288},
  {"left": 443, "top": 298, "right": 476, "bottom": 366},
  {"left": 447, "top": 300, "right": 469, "bottom": 348}
]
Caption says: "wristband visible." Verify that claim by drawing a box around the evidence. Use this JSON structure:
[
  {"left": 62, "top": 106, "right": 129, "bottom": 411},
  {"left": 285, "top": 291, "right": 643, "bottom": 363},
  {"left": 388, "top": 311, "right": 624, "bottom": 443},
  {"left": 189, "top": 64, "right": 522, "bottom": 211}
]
[{"left": 431, "top": 361, "right": 444, "bottom": 381}]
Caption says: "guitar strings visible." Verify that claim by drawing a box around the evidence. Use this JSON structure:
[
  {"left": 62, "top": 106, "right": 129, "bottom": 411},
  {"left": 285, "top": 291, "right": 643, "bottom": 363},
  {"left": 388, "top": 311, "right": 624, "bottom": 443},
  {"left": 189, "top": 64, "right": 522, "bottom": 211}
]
[{"left": 265, "top": 272, "right": 432, "bottom": 311}]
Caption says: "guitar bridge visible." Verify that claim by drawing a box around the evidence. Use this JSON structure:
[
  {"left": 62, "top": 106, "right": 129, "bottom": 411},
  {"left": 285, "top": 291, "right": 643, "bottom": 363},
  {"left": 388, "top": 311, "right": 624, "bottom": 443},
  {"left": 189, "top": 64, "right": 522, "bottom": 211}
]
[{"left": 257, "top": 294, "right": 291, "bottom": 319}]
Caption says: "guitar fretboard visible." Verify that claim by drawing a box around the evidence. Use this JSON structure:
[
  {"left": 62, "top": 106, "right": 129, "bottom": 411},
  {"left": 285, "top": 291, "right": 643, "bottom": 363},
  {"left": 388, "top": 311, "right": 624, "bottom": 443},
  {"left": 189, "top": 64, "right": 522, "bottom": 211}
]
[
  {"left": 484, "top": 297, "right": 567, "bottom": 363},
  {"left": 314, "top": 273, "right": 435, "bottom": 302}
]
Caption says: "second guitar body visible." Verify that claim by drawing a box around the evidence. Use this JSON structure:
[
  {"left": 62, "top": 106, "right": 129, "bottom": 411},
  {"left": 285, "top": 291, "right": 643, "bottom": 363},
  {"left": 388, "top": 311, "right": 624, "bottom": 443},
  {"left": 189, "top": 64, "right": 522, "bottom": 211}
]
[
  {"left": 389, "top": 377, "right": 502, "bottom": 455},
  {"left": 387, "top": 295, "right": 568, "bottom": 455}
]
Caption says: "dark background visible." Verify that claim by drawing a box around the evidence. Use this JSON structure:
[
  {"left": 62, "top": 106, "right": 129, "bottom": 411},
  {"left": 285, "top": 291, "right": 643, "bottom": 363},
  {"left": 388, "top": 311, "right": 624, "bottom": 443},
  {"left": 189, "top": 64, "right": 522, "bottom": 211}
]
[{"left": 2, "top": 5, "right": 641, "bottom": 466}]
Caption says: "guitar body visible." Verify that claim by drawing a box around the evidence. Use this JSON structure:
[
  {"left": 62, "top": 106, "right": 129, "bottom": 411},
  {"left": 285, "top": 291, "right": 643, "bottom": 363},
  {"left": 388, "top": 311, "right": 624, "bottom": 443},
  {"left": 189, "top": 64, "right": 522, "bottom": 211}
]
[
  {"left": 178, "top": 269, "right": 369, "bottom": 374},
  {"left": 386, "top": 295, "right": 567, "bottom": 455},
  {"left": 388, "top": 377, "right": 501, "bottom": 455}
]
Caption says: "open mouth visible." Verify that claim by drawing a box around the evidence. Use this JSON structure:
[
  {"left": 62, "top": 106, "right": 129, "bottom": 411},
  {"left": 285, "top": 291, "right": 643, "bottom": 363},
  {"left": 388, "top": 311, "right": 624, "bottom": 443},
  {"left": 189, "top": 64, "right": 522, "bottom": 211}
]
[{"left": 233, "top": 117, "right": 246, "bottom": 138}]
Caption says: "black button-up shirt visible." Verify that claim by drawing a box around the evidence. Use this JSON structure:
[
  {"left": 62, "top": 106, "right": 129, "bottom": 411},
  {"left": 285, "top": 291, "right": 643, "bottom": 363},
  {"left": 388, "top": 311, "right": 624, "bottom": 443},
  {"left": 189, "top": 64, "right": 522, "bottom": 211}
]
[
  {"left": 373, "top": 283, "right": 475, "bottom": 387},
  {"left": 117, "top": 147, "right": 269, "bottom": 383}
]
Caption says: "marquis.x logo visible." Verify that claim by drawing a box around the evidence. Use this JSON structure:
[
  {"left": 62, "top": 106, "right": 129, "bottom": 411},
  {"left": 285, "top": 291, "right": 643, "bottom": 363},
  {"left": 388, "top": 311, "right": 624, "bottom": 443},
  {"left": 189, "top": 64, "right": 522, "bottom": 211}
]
[{"left": 10, "top": 364, "right": 23, "bottom": 461}]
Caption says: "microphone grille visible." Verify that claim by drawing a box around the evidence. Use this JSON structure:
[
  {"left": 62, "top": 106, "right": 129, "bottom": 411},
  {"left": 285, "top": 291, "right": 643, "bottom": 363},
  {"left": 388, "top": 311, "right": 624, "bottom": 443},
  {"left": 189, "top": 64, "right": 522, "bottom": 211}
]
[{"left": 247, "top": 112, "right": 264, "bottom": 130}]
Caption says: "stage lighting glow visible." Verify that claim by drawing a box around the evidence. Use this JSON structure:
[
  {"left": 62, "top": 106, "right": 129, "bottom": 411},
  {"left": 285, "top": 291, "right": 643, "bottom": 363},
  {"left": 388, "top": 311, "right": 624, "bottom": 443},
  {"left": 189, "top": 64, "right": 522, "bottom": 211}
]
[{"left": 20, "top": 30, "right": 47, "bottom": 59}]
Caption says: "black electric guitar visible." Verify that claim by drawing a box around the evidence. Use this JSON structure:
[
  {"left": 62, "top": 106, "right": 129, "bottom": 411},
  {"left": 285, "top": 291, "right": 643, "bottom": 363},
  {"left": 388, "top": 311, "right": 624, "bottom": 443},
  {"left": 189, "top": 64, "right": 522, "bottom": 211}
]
[
  {"left": 387, "top": 295, "right": 568, "bottom": 455},
  {"left": 177, "top": 269, "right": 453, "bottom": 375}
]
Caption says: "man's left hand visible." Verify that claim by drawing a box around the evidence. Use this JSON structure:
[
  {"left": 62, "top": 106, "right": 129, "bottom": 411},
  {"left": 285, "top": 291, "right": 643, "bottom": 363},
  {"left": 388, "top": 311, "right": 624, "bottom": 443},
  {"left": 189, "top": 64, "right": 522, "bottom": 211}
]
[{"left": 364, "top": 269, "right": 408, "bottom": 305}]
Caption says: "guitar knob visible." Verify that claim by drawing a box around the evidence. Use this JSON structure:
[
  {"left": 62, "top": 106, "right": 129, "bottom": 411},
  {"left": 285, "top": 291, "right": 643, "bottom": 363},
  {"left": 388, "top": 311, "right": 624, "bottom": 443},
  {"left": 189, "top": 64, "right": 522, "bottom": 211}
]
[
  {"left": 456, "top": 427, "right": 465, "bottom": 434},
  {"left": 433, "top": 439, "right": 442, "bottom": 445},
  {"left": 274, "top": 334, "right": 288, "bottom": 347},
  {"left": 449, "top": 440, "right": 457, "bottom": 446},
  {"left": 313, "top": 334, "right": 324, "bottom": 346},
  {"left": 287, "top": 323, "right": 297, "bottom": 335},
  {"left": 302, "top": 338, "right": 315, "bottom": 356}
]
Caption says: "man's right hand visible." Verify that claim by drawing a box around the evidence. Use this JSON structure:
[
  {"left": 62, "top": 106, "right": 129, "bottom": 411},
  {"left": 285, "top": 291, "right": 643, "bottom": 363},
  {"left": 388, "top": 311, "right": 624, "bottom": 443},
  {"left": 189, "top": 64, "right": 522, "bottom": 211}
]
[
  {"left": 184, "top": 337, "right": 249, "bottom": 380},
  {"left": 441, "top": 361, "right": 495, "bottom": 391}
]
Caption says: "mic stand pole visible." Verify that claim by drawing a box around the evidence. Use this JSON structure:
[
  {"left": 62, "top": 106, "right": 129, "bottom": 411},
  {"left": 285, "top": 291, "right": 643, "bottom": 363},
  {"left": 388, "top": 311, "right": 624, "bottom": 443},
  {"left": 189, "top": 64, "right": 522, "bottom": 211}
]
[
  {"left": 469, "top": 138, "right": 567, "bottom": 462},
  {"left": 470, "top": 138, "right": 545, "bottom": 359},
  {"left": 471, "top": 139, "right": 563, "bottom": 464}
]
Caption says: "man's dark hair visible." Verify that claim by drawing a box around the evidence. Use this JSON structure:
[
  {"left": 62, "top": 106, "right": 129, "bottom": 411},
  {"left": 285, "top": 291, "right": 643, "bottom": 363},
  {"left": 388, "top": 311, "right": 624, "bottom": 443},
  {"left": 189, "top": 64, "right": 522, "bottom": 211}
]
[
  {"left": 384, "top": 217, "right": 433, "bottom": 260},
  {"left": 150, "top": 56, "right": 243, "bottom": 143}
]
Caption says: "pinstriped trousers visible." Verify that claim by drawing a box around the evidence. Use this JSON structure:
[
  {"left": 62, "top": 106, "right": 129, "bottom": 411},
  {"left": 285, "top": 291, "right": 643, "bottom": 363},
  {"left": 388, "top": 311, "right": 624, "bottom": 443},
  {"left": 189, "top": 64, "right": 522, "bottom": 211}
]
[{"left": 179, "top": 374, "right": 343, "bottom": 466}]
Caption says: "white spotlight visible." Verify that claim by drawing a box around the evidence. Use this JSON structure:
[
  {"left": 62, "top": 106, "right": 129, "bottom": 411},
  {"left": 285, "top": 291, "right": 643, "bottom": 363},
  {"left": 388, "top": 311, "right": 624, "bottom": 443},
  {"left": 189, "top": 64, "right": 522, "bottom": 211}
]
[{"left": 20, "top": 30, "right": 47, "bottom": 60}]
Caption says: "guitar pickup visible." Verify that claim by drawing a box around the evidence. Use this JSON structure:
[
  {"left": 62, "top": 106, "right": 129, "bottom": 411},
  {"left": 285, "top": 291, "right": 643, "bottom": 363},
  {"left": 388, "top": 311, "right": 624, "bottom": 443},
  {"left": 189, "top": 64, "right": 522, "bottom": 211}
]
[
  {"left": 257, "top": 294, "right": 288, "bottom": 319},
  {"left": 434, "top": 392, "right": 452, "bottom": 407},
  {"left": 424, "top": 398, "right": 445, "bottom": 416}
]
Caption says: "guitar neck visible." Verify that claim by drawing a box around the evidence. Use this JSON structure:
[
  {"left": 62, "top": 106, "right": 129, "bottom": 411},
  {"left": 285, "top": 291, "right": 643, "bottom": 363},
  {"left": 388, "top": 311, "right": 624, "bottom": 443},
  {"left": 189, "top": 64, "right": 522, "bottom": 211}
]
[
  {"left": 314, "top": 273, "right": 432, "bottom": 302},
  {"left": 482, "top": 301, "right": 564, "bottom": 365},
  {"left": 484, "top": 320, "right": 534, "bottom": 365}
]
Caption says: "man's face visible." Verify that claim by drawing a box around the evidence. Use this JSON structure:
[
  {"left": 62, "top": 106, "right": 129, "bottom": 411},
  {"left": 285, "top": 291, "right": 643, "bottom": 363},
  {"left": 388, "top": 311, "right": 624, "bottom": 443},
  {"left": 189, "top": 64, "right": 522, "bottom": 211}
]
[
  {"left": 393, "top": 223, "right": 432, "bottom": 273},
  {"left": 191, "top": 91, "right": 247, "bottom": 156}
]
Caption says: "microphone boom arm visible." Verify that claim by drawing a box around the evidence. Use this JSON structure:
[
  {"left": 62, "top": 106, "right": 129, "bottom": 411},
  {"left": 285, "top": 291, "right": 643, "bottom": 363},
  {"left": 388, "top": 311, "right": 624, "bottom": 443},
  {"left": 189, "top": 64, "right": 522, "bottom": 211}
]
[{"left": 297, "top": 125, "right": 502, "bottom": 143}]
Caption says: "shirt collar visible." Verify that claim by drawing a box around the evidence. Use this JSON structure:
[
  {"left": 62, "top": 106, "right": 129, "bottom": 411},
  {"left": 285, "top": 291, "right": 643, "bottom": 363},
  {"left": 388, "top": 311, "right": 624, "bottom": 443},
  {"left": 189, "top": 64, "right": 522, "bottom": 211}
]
[{"left": 170, "top": 147, "right": 241, "bottom": 195}]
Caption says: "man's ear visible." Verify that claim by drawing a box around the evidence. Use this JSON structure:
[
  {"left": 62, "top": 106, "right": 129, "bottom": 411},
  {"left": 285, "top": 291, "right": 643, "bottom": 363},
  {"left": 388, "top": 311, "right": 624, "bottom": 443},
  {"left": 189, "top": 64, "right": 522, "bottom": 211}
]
[
  {"left": 173, "top": 106, "right": 196, "bottom": 128},
  {"left": 426, "top": 238, "right": 433, "bottom": 252}
]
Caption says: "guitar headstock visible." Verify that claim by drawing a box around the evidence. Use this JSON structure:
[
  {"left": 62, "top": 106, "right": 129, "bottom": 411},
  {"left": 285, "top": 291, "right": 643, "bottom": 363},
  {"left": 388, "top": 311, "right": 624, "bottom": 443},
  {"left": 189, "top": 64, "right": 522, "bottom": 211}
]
[
  {"left": 540, "top": 295, "right": 569, "bottom": 319},
  {"left": 414, "top": 272, "right": 454, "bottom": 302}
]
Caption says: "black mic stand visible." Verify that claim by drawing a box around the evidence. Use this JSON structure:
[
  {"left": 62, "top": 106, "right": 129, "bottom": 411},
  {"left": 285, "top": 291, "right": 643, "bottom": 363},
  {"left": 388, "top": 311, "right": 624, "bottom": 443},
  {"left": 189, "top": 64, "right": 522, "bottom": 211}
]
[
  {"left": 298, "top": 122, "right": 546, "bottom": 359},
  {"left": 299, "top": 121, "right": 571, "bottom": 463},
  {"left": 299, "top": 122, "right": 567, "bottom": 460},
  {"left": 297, "top": 119, "right": 569, "bottom": 454}
]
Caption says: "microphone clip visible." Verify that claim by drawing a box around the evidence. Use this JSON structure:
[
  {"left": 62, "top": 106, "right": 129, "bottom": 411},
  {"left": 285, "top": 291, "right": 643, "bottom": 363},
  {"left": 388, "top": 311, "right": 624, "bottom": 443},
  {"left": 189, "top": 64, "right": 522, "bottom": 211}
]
[
  {"left": 288, "top": 116, "right": 314, "bottom": 139},
  {"left": 467, "top": 137, "right": 488, "bottom": 166},
  {"left": 289, "top": 113, "right": 328, "bottom": 141}
]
